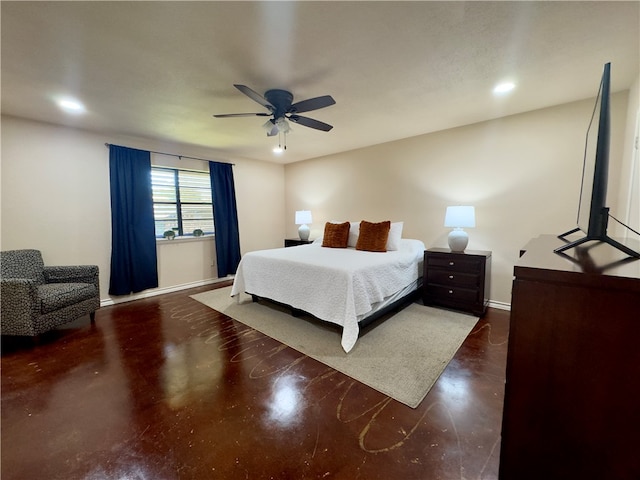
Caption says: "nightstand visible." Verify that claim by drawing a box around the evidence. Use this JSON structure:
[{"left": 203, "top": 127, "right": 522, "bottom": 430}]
[
  {"left": 284, "top": 238, "right": 312, "bottom": 247},
  {"left": 423, "top": 248, "right": 491, "bottom": 316}
]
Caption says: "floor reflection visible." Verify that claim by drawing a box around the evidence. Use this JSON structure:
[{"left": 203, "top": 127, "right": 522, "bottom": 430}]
[
  {"left": 161, "top": 340, "right": 223, "bottom": 409},
  {"left": 266, "top": 373, "right": 305, "bottom": 426},
  {"left": 1, "top": 285, "right": 510, "bottom": 479}
]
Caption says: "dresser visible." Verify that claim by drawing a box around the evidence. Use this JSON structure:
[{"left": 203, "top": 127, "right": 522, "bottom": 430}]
[
  {"left": 499, "top": 235, "right": 640, "bottom": 480},
  {"left": 423, "top": 248, "right": 491, "bottom": 316}
]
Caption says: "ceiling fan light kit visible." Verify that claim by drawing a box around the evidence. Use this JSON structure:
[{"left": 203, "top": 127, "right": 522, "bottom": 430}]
[{"left": 214, "top": 84, "right": 335, "bottom": 151}]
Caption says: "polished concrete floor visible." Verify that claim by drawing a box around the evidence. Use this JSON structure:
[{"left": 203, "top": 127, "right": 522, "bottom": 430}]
[{"left": 1, "top": 282, "right": 509, "bottom": 479}]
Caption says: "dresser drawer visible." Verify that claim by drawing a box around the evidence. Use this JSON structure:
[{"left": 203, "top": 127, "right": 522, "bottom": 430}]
[{"left": 427, "top": 269, "right": 480, "bottom": 288}]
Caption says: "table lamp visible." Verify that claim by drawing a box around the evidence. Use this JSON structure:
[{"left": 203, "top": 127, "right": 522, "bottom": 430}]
[
  {"left": 444, "top": 206, "right": 475, "bottom": 252},
  {"left": 295, "top": 210, "right": 312, "bottom": 241}
]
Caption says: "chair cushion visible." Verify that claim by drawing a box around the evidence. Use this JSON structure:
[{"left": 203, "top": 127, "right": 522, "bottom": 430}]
[{"left": 38, "top": 283, "right": 98, "bottom": 314}]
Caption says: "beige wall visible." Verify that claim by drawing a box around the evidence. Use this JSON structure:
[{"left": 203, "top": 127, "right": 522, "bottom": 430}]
[
  {"left": 0, "top": 115, "right": 285, "bottom": 303},
  {"left": 285, "top": 92, "right": 631, "bottom": 306},
  {"left": 2, "top": 87, "right": 635, "bottom": 309},
  {"left": 617, "top": 75, "right": 640, "bottom": 238}
]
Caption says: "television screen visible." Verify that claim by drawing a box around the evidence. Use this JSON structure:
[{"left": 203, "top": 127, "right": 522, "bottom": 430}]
[
  {"left": 556, "top": 62, "right": 639, "bottom": 258},
  {"left": 576, "top": 76, "right": 603, "bottom": 233}
]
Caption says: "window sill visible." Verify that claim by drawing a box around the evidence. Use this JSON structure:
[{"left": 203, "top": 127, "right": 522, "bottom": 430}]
[{"left": 156, "top": 235, "right": 215, "bottom": 245}]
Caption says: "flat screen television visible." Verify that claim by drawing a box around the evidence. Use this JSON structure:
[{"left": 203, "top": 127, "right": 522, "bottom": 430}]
[{"left": 555, "top": 62, "right": 640, "bottom": 258}]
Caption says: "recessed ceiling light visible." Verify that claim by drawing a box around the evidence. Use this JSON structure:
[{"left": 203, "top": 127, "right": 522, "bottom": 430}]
[
  {"left": 57, "top": 97, "right": 86, "bottom": 114},
  {"left": 493, "top": 82, "right": 516, "bottom": 95}
]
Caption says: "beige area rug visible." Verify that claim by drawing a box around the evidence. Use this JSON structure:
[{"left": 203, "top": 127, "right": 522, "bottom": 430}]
[{"left": 190, "top": 286, "right": 478, "bottom": 408}]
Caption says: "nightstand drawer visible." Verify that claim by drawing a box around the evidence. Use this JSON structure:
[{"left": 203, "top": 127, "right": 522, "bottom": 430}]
[
  {"left": 427, "top": 269, "right": 480, "bottom": 288},
  {"left": 427, "top": 255, "right": 483, "bottom": 273},
  {"left": 425, "top": 284, "right": 479, "bottom": 303}
]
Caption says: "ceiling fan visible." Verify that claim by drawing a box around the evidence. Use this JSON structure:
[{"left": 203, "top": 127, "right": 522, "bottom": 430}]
[{"left": 213, "top": 84, "right": 336, "bottom": 137}]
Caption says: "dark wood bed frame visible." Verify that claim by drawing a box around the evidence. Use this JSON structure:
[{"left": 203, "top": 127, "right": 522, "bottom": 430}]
[{"left": 249, "top": 278, "right": 422, "bottom": 330}]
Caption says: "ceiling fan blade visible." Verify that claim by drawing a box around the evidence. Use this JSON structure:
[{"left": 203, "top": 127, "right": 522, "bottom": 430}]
[
  {"left": 213, "top": 113, "right": 271, "bottom": 118},
  {"left": 288, "top": 115, "right": 333, "bottom": 132},
  {"left": 289, "top": 95, "right": 336, "bottom": 114},
  {"left": 234, "top": 84, "right": 274, "bottom": 109}
]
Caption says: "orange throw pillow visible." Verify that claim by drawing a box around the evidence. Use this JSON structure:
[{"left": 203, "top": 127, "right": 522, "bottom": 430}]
[
  {"left": 322, "top": 222, "right": 350, "bottom": 248},
  {"left": 356, "top": 220, "right": 391, "bottom": 252}
]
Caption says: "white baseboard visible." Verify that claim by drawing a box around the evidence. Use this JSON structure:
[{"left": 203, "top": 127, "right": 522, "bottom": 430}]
[
  {"left": 488, "top": 300, "right": 511, "bottom": 311},
  {"left": 101, "top": 279, "right": 511, "bottom": 312},
  {"left": 100, "top": 276, "right": 234, "bottom": 307}
]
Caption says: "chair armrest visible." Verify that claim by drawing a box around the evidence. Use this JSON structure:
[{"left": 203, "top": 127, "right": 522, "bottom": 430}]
[
  {"left": 44, "top": 265, "right": 99, "bottom": 288},
  {"left": 0, "top": 278, "right": 39, "bottom": 322}
]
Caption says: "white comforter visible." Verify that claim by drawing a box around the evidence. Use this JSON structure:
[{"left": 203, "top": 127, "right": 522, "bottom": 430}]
[{"left": 230, "top": 238, "right": 425, "bottom": 352}]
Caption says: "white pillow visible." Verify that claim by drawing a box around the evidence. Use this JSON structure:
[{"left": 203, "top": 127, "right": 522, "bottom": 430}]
[
  {"left": 386, "top": 221, "right": 404, "bottom": 250},
  {"left": 348, "top": 222, "right": 360, "bottom": 247}
]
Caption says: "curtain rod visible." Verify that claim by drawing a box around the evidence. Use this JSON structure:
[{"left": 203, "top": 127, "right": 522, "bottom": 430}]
[{"left": 104, "top": 143, "right": 234, "bottom": 166}]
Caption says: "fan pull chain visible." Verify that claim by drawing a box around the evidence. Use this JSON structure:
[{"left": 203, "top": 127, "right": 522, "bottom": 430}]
[{"left": 278, "top": 131, "right": 287, "bottom": 151}]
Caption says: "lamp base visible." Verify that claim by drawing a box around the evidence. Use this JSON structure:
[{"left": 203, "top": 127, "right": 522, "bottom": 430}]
[
  {"left": 448, "top": 228, "right": 469, "bottom": 252},
  {"left": 298, "top": 224, "right": 310, "bottom": 241}
]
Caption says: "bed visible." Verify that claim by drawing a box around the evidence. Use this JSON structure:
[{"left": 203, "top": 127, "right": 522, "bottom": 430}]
[{"left": 230, "top": 225, "right": 425, "bottom": 352}]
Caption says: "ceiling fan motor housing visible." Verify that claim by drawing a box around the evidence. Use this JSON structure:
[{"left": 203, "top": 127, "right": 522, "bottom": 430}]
[{"left": 264, "top": 89, "right": 294, "bottom": 119}]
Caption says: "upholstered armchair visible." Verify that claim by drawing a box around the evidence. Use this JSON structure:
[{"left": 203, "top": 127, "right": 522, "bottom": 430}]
[{"left": 0, "top": 249, "right": 100, "bottom": 337}]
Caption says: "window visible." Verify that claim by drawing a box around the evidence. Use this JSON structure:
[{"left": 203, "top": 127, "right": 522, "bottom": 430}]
[{"left": 151, "top": 167, "right": 214, "bottom": 238}]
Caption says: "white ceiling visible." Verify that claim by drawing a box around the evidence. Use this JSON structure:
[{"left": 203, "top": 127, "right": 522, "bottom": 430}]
[{"left": 1, "top": 1, "right": 638, "bottom": 164}]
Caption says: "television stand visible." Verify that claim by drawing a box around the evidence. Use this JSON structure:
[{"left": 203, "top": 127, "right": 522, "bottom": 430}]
[
  {"left": 555, "top": 208, "right": 640, "bottom": 258},
  {"left": 555, "top": 228, "right": 640, "bottom": 258}
]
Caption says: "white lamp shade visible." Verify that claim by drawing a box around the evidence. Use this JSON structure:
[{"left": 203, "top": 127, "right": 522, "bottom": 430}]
[
  {"left": 295, "top": 210, "right": 313, "bottom": 225},
  {"left": 444, "top": 206, "right": 476, "bottom": 228}
]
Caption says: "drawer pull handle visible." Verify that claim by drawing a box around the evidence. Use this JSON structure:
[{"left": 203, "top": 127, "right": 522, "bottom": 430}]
[
  {"left": 449, "top": 261, "right": 455, "bottom": 266},
  {"left": 448, "top": 275, "right": 454, "bottom": 279}
]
